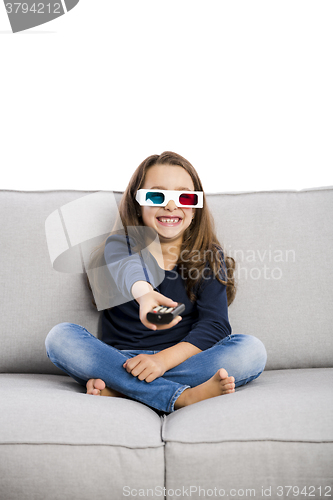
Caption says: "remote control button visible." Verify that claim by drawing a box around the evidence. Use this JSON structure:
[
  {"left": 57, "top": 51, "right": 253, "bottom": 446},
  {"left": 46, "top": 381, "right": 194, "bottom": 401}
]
[{"left": 164, "top": 308, "right": 173, "bottom": 313}]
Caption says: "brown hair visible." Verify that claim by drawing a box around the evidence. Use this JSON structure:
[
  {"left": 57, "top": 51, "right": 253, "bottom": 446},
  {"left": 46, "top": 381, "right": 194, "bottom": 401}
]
[{"left": 88, "top": 151, "right": 236, "bottom": 306}]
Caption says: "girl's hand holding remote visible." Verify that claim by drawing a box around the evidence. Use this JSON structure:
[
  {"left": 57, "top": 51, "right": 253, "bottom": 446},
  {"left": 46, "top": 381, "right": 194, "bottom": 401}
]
[
  {"left": 140, "top": 291, "right": 182, "bottom": 331},
  {"left": 131, "top": 281, "right": 182, "bottom": 331}
]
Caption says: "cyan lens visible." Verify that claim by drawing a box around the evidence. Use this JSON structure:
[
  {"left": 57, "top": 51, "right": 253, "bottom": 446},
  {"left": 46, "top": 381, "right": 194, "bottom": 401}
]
[{"left": 146, "top": 192, "right": 165, "bottom": 204}]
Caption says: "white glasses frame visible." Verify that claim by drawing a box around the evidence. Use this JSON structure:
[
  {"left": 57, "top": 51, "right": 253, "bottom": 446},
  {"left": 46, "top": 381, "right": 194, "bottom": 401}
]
[{"left": 135, "top": 189, "right": 204, "bottom": 208}]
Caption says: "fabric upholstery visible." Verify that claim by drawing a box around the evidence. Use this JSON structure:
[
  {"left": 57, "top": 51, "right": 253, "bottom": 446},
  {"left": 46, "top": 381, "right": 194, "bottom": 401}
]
[
  {"left": 0, "top": 374, "right": 164, "bottom": 500},
  {"left": 163, "top": 368, "right": 333, "bottom": 496}
]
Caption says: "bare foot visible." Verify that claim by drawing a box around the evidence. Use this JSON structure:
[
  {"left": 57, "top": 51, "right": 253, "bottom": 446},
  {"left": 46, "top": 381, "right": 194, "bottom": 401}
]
[
  {"left": 86, "top": 378, "right": 124, "bottom": 398},
  {"left": 174, "top": 368, "right": 235, "bottom": 410}
]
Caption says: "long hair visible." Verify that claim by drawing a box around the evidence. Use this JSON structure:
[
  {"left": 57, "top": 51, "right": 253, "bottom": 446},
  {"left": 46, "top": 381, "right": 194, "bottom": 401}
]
[{"left": 88, "top": 151, "right": 236, "bottom": 306}]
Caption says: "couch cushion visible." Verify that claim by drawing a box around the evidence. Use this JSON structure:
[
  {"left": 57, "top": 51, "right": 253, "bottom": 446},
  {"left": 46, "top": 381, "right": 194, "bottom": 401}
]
[
  {"left": 162, "top": 368, "right": 333, "bottom": 496},
  {"left": 0, "top": 373, "right": 163, "bottom": 447},
  {"left": 0, "top": 373, "right": 165, "bottom": 500},
  {"left": 162, "top": 368, "right": 333, "bottom": 443}
]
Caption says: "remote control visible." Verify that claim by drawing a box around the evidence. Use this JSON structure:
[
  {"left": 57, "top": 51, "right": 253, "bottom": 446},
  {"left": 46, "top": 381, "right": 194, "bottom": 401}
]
[{"left": 147, "top": 303, "right": 185, "bottom": 325}]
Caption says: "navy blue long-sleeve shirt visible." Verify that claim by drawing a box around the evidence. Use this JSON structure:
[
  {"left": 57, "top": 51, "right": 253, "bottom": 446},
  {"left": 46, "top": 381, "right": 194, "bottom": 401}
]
[{"left": 101, "top": 233, "right": 232, "bottom": 351}]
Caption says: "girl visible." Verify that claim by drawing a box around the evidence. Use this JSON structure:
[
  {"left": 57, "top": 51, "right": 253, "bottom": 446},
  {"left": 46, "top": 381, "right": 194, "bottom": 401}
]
[{"left": 45, "top": 151, "right": 267, "bottom": 413}]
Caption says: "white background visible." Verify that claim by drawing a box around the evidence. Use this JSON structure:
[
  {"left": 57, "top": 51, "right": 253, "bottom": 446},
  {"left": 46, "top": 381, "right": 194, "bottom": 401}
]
[{"left": 0, "top": 0, "right": 332, "bottom": 193}]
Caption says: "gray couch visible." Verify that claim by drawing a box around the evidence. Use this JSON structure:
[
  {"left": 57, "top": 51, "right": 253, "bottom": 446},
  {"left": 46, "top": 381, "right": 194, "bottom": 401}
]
[{"left": 1, "top": 187, "right": 332, "bottom": 500}]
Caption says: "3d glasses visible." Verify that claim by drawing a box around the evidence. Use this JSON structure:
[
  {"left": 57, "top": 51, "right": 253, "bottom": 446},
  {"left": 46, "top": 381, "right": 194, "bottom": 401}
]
[{"left": 136, "top": 189, "right": 203, "bottom": 208}]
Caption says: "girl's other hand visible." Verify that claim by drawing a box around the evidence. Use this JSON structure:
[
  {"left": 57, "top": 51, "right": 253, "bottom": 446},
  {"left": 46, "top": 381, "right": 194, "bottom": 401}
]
[
  {"left": 123, "top": 352, "right": 167, "bottom": 383},
  {"left": 137, "top": 289, "right": 182, "bottom": 331}
]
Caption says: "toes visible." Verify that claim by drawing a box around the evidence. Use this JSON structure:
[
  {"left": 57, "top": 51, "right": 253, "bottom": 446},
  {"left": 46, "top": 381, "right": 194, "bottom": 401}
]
[
  {"left": 94, "top": 379, "right": 106, "bottom": 391},
  {"left": 224, "top": 383, "right": 235, "bottom": 391},
  {"left": 86, "top": 378, "right": 106, "bottom": 395},
  {"left": 220, "top": 378, "right": 235, "bottom": 395},
  {"left": 219, "top": 368, "right": 235, "bottom": 384},
  {"left": 86, "top": 379, "right": 95, "bottom": 393},
  {"left": 222, "top": 385, "right": 235, "bottom": 394},
  {"left": 218, "top": 368, "right": 229, "bottom": 379}
]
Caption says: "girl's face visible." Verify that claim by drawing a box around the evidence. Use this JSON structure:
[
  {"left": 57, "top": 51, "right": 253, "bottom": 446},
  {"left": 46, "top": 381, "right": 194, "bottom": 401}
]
[{"left": 139, "top": 164, "right": 196, "bottom": 245}]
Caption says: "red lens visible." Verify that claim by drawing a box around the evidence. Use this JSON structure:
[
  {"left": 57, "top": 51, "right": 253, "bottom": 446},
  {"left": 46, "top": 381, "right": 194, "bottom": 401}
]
[{"left": 179, "top": 193, "right": 198, "bottom": 206}]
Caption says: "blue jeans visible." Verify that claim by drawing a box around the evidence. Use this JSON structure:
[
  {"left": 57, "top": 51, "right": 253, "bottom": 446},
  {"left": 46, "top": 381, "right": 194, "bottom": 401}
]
[{"left": 45, "top": 323, "right": 267, "bottom": 413}]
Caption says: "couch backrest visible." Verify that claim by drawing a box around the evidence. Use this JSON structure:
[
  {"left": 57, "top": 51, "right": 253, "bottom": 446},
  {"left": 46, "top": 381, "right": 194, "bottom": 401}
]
[{"left": 0, "top": 187, "right": 332, "bottom": 374}]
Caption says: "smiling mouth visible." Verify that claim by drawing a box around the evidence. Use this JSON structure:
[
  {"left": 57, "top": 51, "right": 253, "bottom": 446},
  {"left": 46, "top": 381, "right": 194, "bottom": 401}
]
[{"left": 156, "top": 217, "right": 182, "bottom": 226}]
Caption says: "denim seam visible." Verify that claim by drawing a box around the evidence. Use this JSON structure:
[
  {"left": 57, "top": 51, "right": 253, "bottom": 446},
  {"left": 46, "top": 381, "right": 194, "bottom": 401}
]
[{"left": 167, "top": 385, "right": 191, "bottom": 413}]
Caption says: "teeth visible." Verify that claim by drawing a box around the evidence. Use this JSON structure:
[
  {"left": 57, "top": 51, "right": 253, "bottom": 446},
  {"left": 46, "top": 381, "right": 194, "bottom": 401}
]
[{"left": 158, "top": 218, "right": 180, "bottom": 223}]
